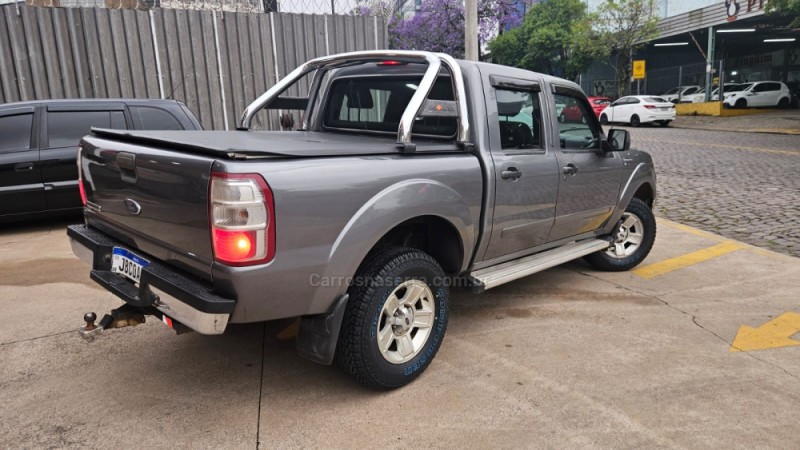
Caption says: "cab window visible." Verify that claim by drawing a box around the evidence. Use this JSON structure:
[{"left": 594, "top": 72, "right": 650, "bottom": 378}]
[
  {"left": 0, "top": 113, "right": 33, "bottom": 153},
  {"left": 554, "top": 93, "right": 600, "bottom": 150},
  {"left": 494, "top": 89, "right": 541, "bottom": 150}
]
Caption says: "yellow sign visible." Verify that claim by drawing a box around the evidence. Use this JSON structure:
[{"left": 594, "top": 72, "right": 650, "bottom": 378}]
[
  {"left": 632, "top": 60, "right": 646, "bottom": 79},
  {"left": 730, "top": 312, "right": 800, "bottom": 352}
]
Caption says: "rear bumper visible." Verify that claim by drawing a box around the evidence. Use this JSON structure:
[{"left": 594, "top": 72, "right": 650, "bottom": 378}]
[
  {"left": 67, "top": 224, "right": 235, "bottom": 335},
  {"left": 642, "top": 112, "right": 675, "bottom": 122}
]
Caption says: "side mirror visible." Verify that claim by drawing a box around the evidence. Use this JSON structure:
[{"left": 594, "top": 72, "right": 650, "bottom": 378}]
[{"left": 603, "top": 128, "right": 630, "bottom": 152}]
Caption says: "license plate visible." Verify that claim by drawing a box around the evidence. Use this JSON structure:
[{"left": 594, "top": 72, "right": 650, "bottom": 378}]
[
  {"left": 659, "top": 107, "right": 669, "bottom": 111},
  {"left": 111, "top": 247, "right": 150, "bottom": 284}
]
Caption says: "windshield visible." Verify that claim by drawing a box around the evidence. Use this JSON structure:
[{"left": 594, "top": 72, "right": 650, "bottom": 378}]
[
  {"left": 663, "top": 87, "right": 680, "bottom": 95},
  {"left": 735, "top": 83, "right": 754, "bottom": 92}
]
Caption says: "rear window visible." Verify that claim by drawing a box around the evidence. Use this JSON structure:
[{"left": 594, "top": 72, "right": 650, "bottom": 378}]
[
  {"left": 0, "top": 113, "right": 33, "bottom": 152},
  {"left": 593, "top": 99, "right": 611, "bottom": 105},
  {"left": 644, "top": 97, "right": 668, "bottom": 103},
  {"left": 323, "top": 76, "right": 456, "bottom": 137},
  {"left": 130, "top": 106, "right": 184, "bottom": 130},
  {"left": 48, "top": 111, "right": 114, "bottom": 148}
]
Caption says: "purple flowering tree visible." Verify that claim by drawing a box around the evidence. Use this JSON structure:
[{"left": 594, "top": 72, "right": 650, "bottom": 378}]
[{"left": 387, "top": 0, "right": 523, "bottom": 58}]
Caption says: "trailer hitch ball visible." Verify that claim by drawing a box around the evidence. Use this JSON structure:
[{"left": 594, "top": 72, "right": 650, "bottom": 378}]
[{"left": 83, "top": 312, "right": 97, "bottom": 331}]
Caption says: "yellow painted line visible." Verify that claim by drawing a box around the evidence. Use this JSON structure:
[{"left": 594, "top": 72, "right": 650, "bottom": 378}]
[
  {"left": 276, "top": 319, "right": 300, "bottom": 340},
  {"left": 637, "top": 138, "right": 798, "bottom": 156},
  {"left": 633, "top": 240, "right": 745, "bottom": 279},
  {"left": 730, "top": 312, "right": 800, "bottom": 352}
]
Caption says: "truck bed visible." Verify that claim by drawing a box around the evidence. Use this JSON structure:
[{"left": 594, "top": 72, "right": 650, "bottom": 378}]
[{"left": 90, "top": 129, "right": 459, "bottom": 159}]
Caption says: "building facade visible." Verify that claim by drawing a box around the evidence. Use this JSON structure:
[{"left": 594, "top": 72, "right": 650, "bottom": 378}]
[{"left": 580, "top": 0, "right": 799, "bottom": 100}]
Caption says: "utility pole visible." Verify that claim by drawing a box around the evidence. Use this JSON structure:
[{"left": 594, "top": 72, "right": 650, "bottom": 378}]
[
  {"left": 464, "top": 0, "right": 478, "bottom": 61},
  {"left": 705, "top": 26, "right": 715, "bottom": 102}
]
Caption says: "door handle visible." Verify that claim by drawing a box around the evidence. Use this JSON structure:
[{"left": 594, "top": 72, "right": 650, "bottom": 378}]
[
  {"left": 500, "top": 168, "right": 522, "bottom": 180},
  {"left": 14, "top": 162, "right": 34, "bottom": 172},
  {"left": 562, "top": 164, "right": 579, "bottom": 175}
]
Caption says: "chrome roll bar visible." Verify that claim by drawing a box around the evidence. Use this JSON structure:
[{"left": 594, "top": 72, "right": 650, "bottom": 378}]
[{"left": 238, "top": 50, "right": 471, "bottom": 148}]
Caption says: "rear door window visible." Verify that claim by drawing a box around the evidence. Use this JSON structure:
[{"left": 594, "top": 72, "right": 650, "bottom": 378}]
[
  {"left": 47, "top": 111, "right": 114, "bottom": 148},
  {"left": 0, "top": 113, "right": 34, "bottom": 153},
  {"left": 129, "top": 106, "right": 184, "bottom": 130},
  {"left": 495, "top": 88, "right": 542, "bottom": 150}
]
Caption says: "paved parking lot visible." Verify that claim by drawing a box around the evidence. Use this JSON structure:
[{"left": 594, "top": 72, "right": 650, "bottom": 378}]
[
  {"left": 1, "top": 216, "right": 798, "bottom": 448},
  {"left": 626, "top": 126, "right": 800, "bottom": 258}
]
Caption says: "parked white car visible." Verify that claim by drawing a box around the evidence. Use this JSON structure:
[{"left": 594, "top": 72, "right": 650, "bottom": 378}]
[
  {"left": 686, "top": 88, "right": 708, "bottom": 103},
  {"left": 723, "top": 81, "right": 792, "bottom": 108},
  {"left": 661, "top": 85, "right": 701, "bottom": 103},
  {"left": 599, "top": 96, "right": 676, "bottom": 127}
]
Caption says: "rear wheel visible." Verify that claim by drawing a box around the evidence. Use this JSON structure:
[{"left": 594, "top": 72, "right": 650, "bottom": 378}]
[
  {"left": 600, "top": 114, "right": 609, "bottom": 125},
  {"left": 558, "top": 113, "right": 566, "bottom": 123},
  {"left": 336, "top": 247, "right": 449, "bottom": 390},
  {"left": 584, "top": 198, "right": 656, "bottom": 272},
  {"left": 660, "top": 120, "right": 671, "bottom": 127},
  {"left": 735, "top": 98, "right": 747, "bottom": 109},
  {"left": 778, "top": 97, "right": 789, "bottom": 108},
  {"left": 630, "top": 115, "right": 641, "bottom": 127}
]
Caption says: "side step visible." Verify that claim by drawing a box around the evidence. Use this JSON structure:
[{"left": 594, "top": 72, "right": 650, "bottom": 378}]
[{"left": 468, "top": 238, "right": 611, "bottom": 293}]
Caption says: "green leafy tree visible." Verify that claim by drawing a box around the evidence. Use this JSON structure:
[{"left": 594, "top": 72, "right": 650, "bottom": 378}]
[
  {"left": 595, "top": 0, "right": 660, "bottom": 97},
  {"left": 766, "top": 0, "right": 800, "bottom": 27},
  {"left": 489, "top": 0, "right": 603, "bottom": 81}
]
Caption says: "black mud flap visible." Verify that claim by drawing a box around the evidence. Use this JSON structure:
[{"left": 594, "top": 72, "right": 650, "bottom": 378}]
[{"left": 296, "top": 294, "right": 349, "bottom": 365}]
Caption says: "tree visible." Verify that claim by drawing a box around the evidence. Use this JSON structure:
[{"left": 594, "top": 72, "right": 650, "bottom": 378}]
[
  {"left": 595, "top": 0, "right": 660, "bottom": 97},
  {"left": 766, "top": 0, "right": 800, "bottom": 27},
  {"left": 388, "top": 0, "right": 522, "bottom": 58},
  {"left": 488, "top": 0, "right": 603, "bottom": 81}
]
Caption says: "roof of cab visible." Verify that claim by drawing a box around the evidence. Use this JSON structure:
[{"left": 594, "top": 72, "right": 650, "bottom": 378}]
[{"left": 0, "top": 98, "right": 185, "bottom": 109}]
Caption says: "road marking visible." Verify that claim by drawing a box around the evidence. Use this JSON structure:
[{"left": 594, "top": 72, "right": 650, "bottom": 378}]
[
  {"left": 638, "top": 138, "right": 798, "bottom": 156},
  {"left": 276, "top": 319, "right": 300, "bottom": 340},
  {"left": 633, "top": 240, "right": 745, "bottom": 279},
  {"left": 661, "top": 220, "right": 726, "bottom": 241},
  {"left": 730, "top": 312, "right": 800, "bottom": 352}
]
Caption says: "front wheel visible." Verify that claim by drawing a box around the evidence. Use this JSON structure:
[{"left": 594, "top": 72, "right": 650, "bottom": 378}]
[
  {"left": 558, "top": 113, "right": 566, "bottom": 123},
  {"left": 336, "top": 247, "right": 448, "bottom": 389},
  {"left": 600, "top": 114, "right": 609, "bottom": 125},
  {"left": 584, "top": 198, "right": 656, "bottom": 271},
  {"left": 735, "top": 98, "right": 747, "bottom": 109}
]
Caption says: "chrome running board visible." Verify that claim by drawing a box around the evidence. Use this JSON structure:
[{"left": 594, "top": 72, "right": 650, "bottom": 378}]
[{"left": 468, "top": 239, "right": 611, "bottom": 292}]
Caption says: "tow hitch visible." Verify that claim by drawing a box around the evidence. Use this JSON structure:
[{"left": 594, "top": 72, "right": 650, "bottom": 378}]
[{"left": 79, "top": 304, "right": 147, "bottom": 341}]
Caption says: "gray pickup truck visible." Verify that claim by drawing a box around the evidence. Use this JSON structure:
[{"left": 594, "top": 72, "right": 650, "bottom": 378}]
[{"left": 68, "top": 51, "right": 656, "bottom": 389}]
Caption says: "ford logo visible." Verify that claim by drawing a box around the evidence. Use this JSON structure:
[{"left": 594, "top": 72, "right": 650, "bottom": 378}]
[{"left": 124, "top": 198, "right": 142, "bottom": 216}]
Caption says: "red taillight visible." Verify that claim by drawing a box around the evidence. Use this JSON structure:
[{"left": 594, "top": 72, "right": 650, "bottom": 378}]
[
  {"left": 209, "top": 173, "right": 275, "bottom": 266},
  {"left": 643, "top": 104, "right": 656, "bottom": 109},
  {"left": 77, "top": 145, "right": 87, "bottom": 206},
  {"left": 213, "top": 229, "right": 256, "bottom": 261},
  {"left": 378, "top": 60, "right": 406, "bottom": 66}
]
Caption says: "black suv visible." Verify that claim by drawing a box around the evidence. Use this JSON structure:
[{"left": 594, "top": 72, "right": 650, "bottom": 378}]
[{"left": 0, "top": 99, "right": 202, "bottom": 223}]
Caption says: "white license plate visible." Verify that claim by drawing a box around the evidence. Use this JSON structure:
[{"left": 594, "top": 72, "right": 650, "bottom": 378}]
[
  {"left": 659, "top": 107, "right": 670, "bottom": 111},
  {"left": 111, "top": 247, "right": 150, "bottom": 284}
]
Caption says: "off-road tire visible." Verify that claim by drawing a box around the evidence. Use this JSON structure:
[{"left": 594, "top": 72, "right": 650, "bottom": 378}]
[
  {"left": 630, "top": 115, "right": 641, "bottom": 127},
  {"left": 600, "top": 114, "right": 609, "bottom": 125},
  {"left": 584, "top": 198, "right": 656, "bottom": 272},
  {"left": 335, "top": 247, "right": 449, "bottom": 390}
]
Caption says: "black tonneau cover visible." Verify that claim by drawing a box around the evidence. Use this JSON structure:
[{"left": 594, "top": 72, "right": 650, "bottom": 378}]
[{"left": 90, "top": 129, "right": 457, "bottom": 159}]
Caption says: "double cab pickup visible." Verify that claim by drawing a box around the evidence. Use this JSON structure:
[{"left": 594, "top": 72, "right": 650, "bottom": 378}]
[{"left": 68, "top": 51, "right": 656, "bottom": 389}]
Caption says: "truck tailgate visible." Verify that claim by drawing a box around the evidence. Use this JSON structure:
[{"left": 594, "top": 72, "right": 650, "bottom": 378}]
[{"left": 80, "top": 135, "right": 215, "bottom": 281}]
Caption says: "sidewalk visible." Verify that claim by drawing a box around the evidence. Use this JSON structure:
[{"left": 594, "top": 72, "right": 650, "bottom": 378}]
[{"left": 672, "top": 109, "right": 800, "bottom": 135}]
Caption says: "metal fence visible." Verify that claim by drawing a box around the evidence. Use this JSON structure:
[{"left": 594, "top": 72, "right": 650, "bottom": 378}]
[{"left": 0, "top": 3, "right": 388, "bottom": 129}]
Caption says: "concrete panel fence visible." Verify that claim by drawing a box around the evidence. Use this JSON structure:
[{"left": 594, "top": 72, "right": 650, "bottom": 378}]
[{"left": 0, "top": 3, "right": 388, "bottom": 129}]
